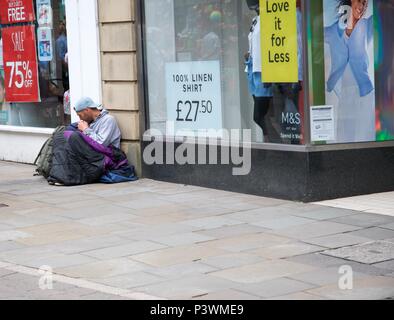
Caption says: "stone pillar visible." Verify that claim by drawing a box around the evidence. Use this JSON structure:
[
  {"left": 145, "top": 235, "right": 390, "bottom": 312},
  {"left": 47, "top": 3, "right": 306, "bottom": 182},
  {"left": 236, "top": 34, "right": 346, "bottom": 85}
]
[{"left": 98, "top": 0, "right": 142, "bottom": 176}]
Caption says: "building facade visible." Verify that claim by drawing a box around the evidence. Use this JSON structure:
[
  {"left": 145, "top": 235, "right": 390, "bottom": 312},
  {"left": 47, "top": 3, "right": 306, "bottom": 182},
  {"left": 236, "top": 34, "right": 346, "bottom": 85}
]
[{"left": 0, "top": 0, "right": 393, "bottom": 201}]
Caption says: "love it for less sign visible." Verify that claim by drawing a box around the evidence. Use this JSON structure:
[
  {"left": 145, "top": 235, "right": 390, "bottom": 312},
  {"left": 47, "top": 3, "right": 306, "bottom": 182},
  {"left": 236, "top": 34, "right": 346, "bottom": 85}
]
[
  {"left": 260, "top": 0, "right": 298, "bottom": 83},
  {"left": 0, "top": 0, "right": 35, "bottom": 24},
  {"left": 2, "top": 25, "right": 40, "bottom": 102}
]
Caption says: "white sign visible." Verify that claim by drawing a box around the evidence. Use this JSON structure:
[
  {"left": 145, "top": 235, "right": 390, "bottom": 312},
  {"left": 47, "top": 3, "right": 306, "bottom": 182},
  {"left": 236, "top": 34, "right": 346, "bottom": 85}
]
[
  {"left": 165, "top": 61, "right": 223, "bottom": 136},
  {"left": 311, "top": 105, "right": 335, "bottom": 142},
  {"left": 37, "top": 27, "right": 53, "bottom": 62}
]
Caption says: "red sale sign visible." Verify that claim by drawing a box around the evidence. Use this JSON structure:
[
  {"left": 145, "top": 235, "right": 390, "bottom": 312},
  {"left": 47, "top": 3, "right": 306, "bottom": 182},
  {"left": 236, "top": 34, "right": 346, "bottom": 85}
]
[
  {"left": 2, "top": 25, "right": 40, "bottom": 103},
  {"left": 0, "top": 0, "right": 35, "bottom": 24}
]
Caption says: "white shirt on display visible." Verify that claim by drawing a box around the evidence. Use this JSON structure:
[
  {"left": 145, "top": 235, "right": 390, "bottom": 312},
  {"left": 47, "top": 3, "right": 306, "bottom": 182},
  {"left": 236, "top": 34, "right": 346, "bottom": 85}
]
[{"left": 248, "top": 15, "right": 261, "bottom": 73}]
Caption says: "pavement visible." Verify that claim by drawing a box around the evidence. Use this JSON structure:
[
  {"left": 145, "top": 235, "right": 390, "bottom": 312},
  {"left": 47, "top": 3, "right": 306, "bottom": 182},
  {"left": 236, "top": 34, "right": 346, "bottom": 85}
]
[{"left": 0, "top": 160, "right": 394, "bottom": 300}]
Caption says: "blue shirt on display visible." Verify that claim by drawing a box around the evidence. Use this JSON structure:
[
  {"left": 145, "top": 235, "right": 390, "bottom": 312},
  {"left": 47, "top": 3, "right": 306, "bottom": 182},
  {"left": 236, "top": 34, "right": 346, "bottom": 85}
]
[{"left": 324, "top": 17, "right": 374, "bottom": 97}]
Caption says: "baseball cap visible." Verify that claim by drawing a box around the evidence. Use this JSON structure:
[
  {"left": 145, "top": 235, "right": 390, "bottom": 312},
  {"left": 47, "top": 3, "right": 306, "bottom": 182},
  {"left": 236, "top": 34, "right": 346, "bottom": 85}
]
[{"left": 74, "top": 97, "right": 103, "bottom": 112}]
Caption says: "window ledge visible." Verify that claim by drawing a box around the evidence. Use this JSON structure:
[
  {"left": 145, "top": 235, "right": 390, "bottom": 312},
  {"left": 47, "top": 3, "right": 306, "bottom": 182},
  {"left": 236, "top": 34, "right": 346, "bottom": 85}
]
[{"left": 0, "top": 125, "right": 54, "bottom": 135}]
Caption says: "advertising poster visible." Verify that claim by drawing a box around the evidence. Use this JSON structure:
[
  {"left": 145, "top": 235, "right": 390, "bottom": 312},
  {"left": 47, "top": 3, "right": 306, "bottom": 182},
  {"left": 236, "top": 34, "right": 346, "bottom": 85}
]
[
  {"left": 36, "top": 0, "right": 53, "bottom": 28},
  {"left": 323, "top": 0, "right": 375, "bottom": 143},
  {"left": 165, "top": 60, "right": 223, "bottom": 136},
  {"left": 2, "top": 25, "right": 40, "bottom": 103},
  {"left": 0, "top": 0, "right": 35, "bottom": 24},
  {"left": 37, "top": 27, "right": 53, "bottom": 62}
]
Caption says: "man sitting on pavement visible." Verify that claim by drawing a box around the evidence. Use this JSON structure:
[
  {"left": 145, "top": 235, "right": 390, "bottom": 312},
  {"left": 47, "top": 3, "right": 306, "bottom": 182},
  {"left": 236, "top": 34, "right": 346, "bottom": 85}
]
[{"left": 45, "top": 97, "right": 136, "bottom": 186}]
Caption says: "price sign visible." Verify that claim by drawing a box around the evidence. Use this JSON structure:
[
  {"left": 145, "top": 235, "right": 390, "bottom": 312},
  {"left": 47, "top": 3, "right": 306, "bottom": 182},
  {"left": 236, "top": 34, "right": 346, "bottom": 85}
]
[
  {"left": 2, "top": 25, "right": 40, "bottom": 103},
  {"left": 165, "top": 61, "right": 223, "bottom": 136},
  {"left": 0, "top": 0, "right": 35, "bottom": 24}
]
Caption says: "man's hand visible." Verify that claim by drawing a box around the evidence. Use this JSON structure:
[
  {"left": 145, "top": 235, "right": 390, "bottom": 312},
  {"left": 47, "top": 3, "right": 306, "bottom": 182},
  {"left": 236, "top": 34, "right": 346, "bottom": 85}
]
[{"left": 78, "top": 120, "right": 89, "bottom": 132}]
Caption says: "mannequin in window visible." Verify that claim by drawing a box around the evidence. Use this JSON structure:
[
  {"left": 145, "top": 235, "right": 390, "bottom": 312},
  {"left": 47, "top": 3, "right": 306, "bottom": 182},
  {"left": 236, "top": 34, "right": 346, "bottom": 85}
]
[{"left": 244, "top": 0, "right": 274, "bottom": 143}]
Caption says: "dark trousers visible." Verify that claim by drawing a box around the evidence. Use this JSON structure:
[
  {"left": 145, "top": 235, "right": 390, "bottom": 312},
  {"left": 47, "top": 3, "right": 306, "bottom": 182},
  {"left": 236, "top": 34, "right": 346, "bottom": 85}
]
[{"left": 253, "top": 96, "right": 271, "bottom": 134}]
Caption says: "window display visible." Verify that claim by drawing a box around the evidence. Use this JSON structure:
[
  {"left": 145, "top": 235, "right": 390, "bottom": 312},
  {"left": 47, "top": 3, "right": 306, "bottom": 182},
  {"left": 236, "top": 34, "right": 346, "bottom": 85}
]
[
  {"left": 0, "top": 0, "right": 70, "bottom": 128},
  {"left": 144, "top": 0, "right": 305, "bottom": 144}
]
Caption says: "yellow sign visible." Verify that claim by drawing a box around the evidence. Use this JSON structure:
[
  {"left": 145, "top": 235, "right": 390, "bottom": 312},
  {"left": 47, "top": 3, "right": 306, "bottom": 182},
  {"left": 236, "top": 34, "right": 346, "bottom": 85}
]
[{"left": 260, "top": 0, "right": 298, "bottom": 83}]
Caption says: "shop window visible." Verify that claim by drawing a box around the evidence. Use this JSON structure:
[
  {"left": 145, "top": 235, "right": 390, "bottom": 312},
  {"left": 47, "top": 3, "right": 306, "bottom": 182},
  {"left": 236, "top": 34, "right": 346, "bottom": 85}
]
[
  {"left": 0, "top": 0, "right": 70, "bottom": 128},
  {"left": 143, "top": 0, "right": 305, "bottom": 144}
]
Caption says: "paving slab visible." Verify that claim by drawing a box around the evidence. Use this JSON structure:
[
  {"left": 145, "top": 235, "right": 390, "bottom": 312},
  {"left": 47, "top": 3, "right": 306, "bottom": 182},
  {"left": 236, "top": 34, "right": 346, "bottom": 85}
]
[
  {"left": 303, "top": 234, "right": 371, "bottom": 249},
  {"left": 285, "top": 252, "right": 352, "bottom": 268},
  {"left": 43, "top": 235, "right": 132, "bottom": 255},
  {"left": 323, "top": 241, "right": 394, "bottom": 264},
  {"left": 76, "top": 213, "right": 138, "bottom": 226},
  {"left": 338, "top": 261, "right": 393, "bottom": 277},
  {"left": 251, "top": 216, "right": 315, "bottom": 230},
  {"left": 372, "top": 260, "right": 394, "bottom": 271},
  {"left": 90, "top": 271, "right": 164, "bottom": 289},
  {"left": 130, "top": 274, "right": 239, "bottom": 299},
  {"left": 146, "top": 261, "right": 218, "bottom": 279},
  {"left": 288, "top": 267, "right": 370, "bottom": 286},
  {"left": 223, "top": 208, "right": 295, "bottom": 223},
  {"left": 196, "top": 224, "right": 267, "bottom": 240},
  {"left": 180, "top": 216, "right": 243, "bottom": 230},
  {"left": 315, "top": 192, "right": 394, "bottom": 218},
  {"left": 380, "top": 223, "right": 394, "bottom": 231},
  {"left": 248, "top": 242, "right": 325, "bottom": 260},
  {"left": 201, "top": 233, "right": 291, "bottom": 252},
  {"left": 82, "top": 241, "right": 167, "bottom": 260},
  {"left": 130, "top": 244, "right": 229, "bottom": 268},
  {"left": 290, "top": 207, "right": 359, "bottom": 221},
  {"left": 200, "top": 253, "right": 264, "bottom": 269},
  {"left": 0, "top": 268, "right": 16, "bottom": 278},
  {"left": 235, "top": 277, "right": 316, "bottom": 298},
  {"left": 344, "top": 227, "right": 394, "bottom": 241},
  {"left": 56, "top": 258, "right": 153, "bottom": 279},
  {"left": 330, "top": 214, "right": 394, "bottom": 228},
  {"left": 151, "top": 232, "right": 215, "bottom": 247},
  {"left": 113, "top": 223, "right": 200, "bottom": 241},
  {"left": 210, "top": 260, "right": 316, "bottom": 284},
  {"left": 266, "top": 221, "right": 362, "bottom": 240}
]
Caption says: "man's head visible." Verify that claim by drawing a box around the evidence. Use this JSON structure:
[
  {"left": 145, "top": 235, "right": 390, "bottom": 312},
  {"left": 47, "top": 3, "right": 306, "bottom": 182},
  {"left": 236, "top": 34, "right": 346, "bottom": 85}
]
[
  {"left": 74, "top": 97, "right": 102, "bottom": 123},
  {"left": 58, "top": 21, "right": 66, "bottom": 35}
]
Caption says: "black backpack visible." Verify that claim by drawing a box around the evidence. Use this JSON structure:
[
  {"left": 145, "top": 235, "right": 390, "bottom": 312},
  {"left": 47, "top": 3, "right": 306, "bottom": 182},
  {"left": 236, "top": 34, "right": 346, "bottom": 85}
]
[{"left": 34, "top": 126, "right": 66, "bottom": 178}]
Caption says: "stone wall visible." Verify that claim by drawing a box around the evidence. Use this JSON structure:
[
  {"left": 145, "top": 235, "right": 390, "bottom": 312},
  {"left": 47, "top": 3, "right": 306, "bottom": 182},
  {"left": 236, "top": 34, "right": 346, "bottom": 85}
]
[{"left": 98, "top": 0, "right": 142, "bottom": 175}]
